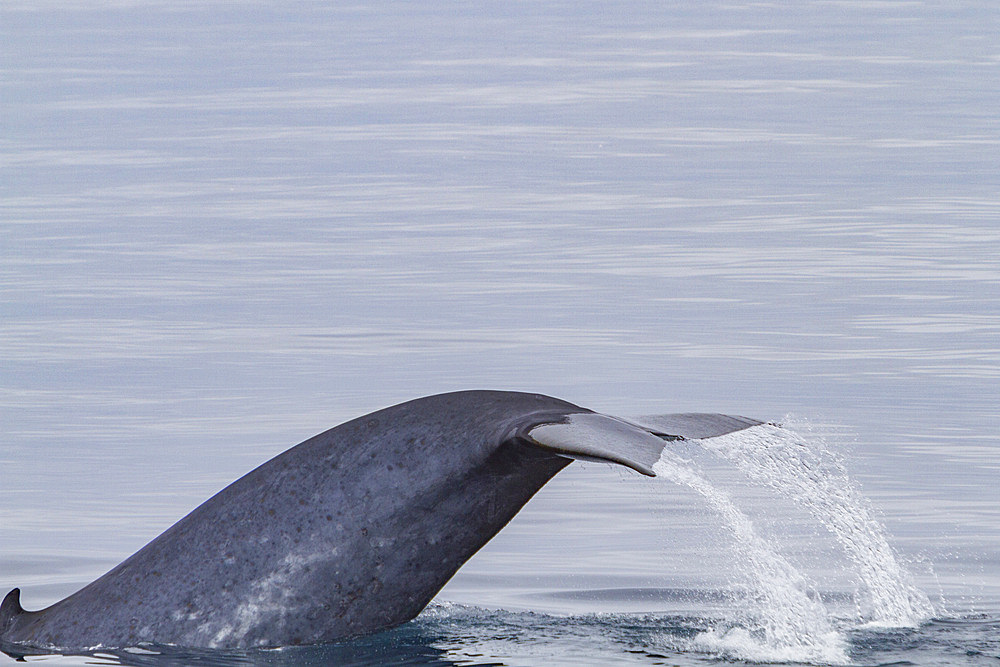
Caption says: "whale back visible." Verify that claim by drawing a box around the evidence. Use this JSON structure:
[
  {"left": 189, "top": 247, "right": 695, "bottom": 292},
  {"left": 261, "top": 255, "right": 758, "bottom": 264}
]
[
  {"left": 2, "top": 392, "right": 582, "bottom": 649},
  {"left": 1, "top": 391, "right": 763, "bottom": 651}
]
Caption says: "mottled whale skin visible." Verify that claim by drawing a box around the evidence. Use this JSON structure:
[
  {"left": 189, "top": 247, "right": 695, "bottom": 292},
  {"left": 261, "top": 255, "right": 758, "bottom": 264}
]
[{"left": 0, "top": 390, "right": 759, "bottom": 652}]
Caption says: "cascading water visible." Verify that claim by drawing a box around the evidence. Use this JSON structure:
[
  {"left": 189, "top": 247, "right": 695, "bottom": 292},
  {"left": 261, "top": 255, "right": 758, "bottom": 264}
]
[
  {"left": 648, "top": 422, "right": 933, "bottom": 664},
  {"left": 697, "top": 422, "right": 934, "bottom": 626},
  {"left": 652, "top": 452, "right": 850, "bottom": 664}
]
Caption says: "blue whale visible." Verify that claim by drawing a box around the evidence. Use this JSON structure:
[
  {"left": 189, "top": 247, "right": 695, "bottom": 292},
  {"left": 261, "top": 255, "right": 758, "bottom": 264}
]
[{"left": 0, "top": 390, "right": 759, "bottom": 651}]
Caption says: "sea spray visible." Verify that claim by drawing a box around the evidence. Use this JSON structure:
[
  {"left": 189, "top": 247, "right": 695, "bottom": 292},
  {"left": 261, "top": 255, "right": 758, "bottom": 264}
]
[
  {"left": 696, "top": 423, "right": 934, "bottom": 626},
  {"left": 652, "top": 452, "right": 850, "bottom": 664}
]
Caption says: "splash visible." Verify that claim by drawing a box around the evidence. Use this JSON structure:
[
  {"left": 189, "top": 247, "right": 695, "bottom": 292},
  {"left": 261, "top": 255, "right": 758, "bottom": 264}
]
[
  {"left": 652, "top": 453, "right": 851, "bottom": 664},
  {"left": 698, "top": 423, "right": 934, "bottom": 627}
]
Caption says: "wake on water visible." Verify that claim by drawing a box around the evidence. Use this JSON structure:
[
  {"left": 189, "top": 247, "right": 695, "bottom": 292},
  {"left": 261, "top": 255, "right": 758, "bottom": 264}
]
[{"left": 646, "top": 422, "right": 934, "bottom": 665}]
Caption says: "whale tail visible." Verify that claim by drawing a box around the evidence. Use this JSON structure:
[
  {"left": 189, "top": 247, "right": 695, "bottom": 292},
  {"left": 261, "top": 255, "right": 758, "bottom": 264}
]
[
  {"left": 0, "top": 589, "right": 24, "bottom": 639},
  {"left": 523, "top": 411, "right": 762, "bottom": 477}
]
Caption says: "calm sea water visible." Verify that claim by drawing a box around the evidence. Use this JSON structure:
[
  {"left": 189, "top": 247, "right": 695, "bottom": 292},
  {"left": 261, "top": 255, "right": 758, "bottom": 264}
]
[{"left": 2, "top": 1, "right": 998, "bottom": 665}]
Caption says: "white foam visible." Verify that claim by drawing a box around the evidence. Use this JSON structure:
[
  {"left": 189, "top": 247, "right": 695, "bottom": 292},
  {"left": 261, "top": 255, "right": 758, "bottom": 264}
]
[{"left": 692, "top": 626, "right": 850, "bottom": 665}]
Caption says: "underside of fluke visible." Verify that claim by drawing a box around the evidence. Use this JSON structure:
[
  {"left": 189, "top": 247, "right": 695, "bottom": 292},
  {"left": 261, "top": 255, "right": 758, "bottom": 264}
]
[{"left": 521, "top": 411, "right": 761, "bottom": 476}]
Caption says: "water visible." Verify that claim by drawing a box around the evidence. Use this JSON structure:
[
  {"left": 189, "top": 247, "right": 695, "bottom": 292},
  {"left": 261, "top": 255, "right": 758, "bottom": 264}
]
[
  {"left": 2, "top": 0, "right": 999, "bottom": 664},
  {"left": 652, "top": 443, "right": 850, "bottom": 665},
  {"left": 645, "top": 425, "right": 936, "bottom": 663},
  {"left": 699, "top": 424, "right": 934, "bottom": 627}
]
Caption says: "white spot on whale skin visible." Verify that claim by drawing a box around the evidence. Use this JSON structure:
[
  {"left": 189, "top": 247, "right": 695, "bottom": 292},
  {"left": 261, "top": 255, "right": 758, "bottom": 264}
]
[
  {"left": 206, "top": 551, "right": 328, "bottom": 648},
  {"left": 170, "top": 609, "right": 202, "bottom": 623}
]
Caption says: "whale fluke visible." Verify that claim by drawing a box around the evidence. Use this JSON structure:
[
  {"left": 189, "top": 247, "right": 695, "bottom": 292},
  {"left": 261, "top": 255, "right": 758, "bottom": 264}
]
[
  {"left": 524, "top": 412, "right": 668, "bottom": 476},
  {"left": 524, "top": 412, "right": 764, "bottom": 476},
  {"left": 627, "top": 413, "right": 763, "bottom": 441}
]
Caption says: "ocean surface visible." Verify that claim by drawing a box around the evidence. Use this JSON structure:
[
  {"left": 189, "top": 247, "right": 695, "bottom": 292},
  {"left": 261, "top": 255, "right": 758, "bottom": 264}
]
[{"left": 2, "top": 1, "right": 998, "bottom": 665}]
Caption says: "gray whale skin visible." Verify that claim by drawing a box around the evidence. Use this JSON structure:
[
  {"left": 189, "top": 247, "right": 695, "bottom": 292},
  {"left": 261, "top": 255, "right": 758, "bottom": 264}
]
[{"left": 0, "top": 390, "right": 759, "bottom": 651}]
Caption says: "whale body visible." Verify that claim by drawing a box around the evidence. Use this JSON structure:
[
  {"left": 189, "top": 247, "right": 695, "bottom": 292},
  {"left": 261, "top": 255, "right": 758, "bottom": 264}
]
[{"left": 0, "top": 390, "right": 759, "bottom": 651}]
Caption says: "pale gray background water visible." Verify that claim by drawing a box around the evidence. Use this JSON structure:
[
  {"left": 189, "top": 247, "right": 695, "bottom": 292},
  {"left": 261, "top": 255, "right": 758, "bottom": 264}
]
[{"left": 2, "top": 1, "right": 998, "bottom": 665}]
